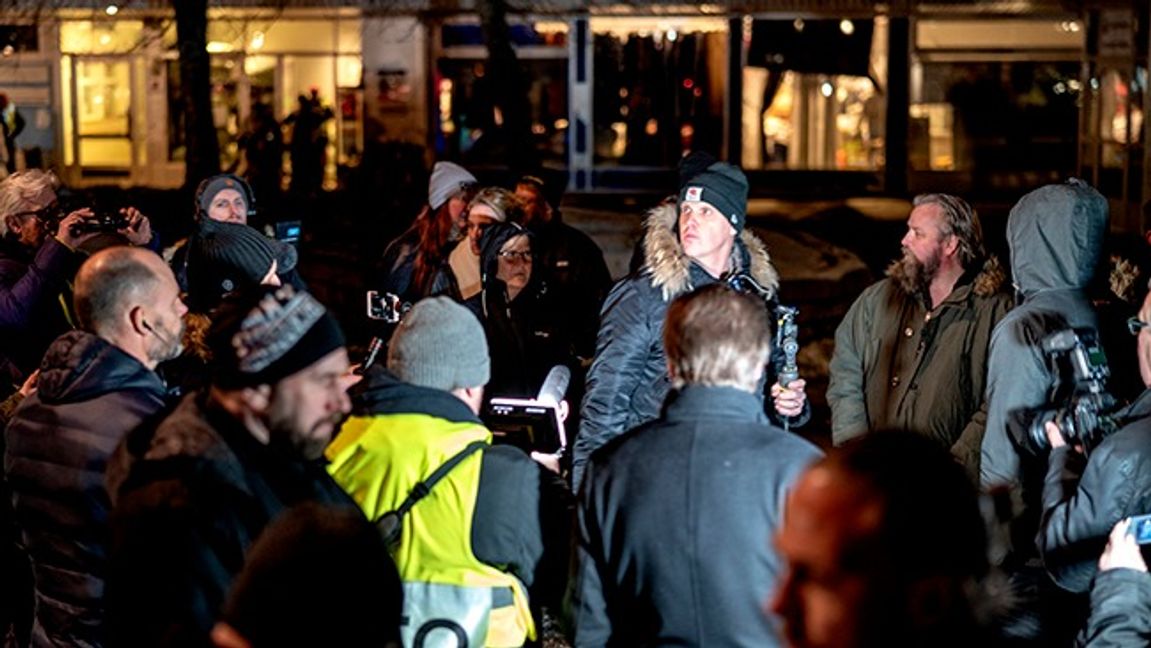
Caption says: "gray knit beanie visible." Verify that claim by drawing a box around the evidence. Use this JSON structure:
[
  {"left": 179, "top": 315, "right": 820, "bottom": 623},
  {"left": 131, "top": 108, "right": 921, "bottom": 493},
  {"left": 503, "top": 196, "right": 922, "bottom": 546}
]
[
  {"left": 427, "top": 162, "right": 477, "bottom": 211},
  {"left": 387, "top": 296, "right": 490, "bottom": 391}
]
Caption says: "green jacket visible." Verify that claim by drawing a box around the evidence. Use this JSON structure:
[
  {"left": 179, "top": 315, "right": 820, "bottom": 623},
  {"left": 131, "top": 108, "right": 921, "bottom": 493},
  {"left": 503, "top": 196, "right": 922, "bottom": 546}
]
[{"left": 828, "top": 258, "right": 1011, "bottom": 473}]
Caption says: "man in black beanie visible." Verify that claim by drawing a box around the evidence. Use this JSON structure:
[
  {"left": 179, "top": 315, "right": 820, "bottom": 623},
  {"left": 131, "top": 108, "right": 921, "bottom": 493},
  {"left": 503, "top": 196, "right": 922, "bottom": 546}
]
[
  {"left": 104, "top": 285, "right": 358, "bottom": 647},
  {"left": 574, "top": 160, "right": 808, "bottom": 490}
]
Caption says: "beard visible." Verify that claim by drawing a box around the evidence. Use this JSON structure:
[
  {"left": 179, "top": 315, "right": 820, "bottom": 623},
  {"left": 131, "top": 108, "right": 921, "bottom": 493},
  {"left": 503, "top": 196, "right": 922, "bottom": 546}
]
[
  {"left": 266, "top": 394, "right": 347, "bottom": 461},
  {"left": 144, "top": 318, "right": 186, "bottom": 366},
  {"left": 890, "top": 247, "right": 941, "bottom": 300}
]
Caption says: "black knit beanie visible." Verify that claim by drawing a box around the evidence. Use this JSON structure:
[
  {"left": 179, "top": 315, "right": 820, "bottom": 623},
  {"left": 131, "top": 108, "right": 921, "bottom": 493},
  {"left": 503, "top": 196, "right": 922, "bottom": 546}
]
[
  {"left": 208, "top": 285, "right": 345, "bottom": 389},
  {"left": 678, "top": 161, "right": 749, "bottom": 233},
  {"left": 186, "top": 219, "right": 296, "bottom": 312}
]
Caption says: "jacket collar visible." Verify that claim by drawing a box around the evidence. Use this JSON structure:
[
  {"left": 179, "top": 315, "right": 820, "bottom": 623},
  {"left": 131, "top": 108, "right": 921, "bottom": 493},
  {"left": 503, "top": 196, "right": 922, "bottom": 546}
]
[
  {"left": 641, "top": 202, "right": 779, "bottom": 302},
  {"left": 662, "top": 384, "right": 769, "bottom": 424},
  {"left": 351, "top": 365, "right": 483, "bottom": 425},
  {"left": 885, "top": 255, "right": 1007, "bottom": 308}
]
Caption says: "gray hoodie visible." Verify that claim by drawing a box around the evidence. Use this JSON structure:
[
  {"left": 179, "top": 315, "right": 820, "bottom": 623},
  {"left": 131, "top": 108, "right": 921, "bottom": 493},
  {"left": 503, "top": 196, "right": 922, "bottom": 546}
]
[{"left": 980, "top": 179, "right": 1108, "bottom": 490}]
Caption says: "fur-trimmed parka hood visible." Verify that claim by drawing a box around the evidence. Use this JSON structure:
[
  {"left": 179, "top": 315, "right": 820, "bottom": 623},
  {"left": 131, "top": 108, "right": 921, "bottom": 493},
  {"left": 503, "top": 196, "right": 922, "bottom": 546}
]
[{"left": 640, "top": 202, "right": 779, "bottom": 301}]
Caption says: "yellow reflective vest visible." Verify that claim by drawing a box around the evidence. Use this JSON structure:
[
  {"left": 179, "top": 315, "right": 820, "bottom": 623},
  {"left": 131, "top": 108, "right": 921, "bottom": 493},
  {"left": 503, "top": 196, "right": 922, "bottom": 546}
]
[{"left": 327, "top": 412, "right": 535, "bottom": 647}]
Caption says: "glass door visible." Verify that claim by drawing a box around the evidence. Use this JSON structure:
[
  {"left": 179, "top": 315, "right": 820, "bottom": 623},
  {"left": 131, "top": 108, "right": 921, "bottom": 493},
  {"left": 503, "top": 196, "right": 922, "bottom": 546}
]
[{"left": 71, "top": 56, "right": 135, "bottom": 173}]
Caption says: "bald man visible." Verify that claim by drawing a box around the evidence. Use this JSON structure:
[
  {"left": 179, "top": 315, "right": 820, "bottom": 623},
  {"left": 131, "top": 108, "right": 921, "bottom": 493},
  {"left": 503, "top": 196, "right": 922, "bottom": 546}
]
[{"left": 5, "top": 247, "right": 185, "bottom": 647}]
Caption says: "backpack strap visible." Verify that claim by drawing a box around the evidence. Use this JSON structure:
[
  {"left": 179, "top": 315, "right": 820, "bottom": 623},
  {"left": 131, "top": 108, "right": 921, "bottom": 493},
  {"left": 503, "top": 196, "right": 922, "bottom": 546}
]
[{"left": 378, "top": 440, "right": 488, "bottom": 525}]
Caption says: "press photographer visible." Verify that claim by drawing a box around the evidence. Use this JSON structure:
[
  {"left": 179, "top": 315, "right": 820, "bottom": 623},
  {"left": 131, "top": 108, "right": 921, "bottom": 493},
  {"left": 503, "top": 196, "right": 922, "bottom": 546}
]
[
  {"left": 0, "top": 170, "right": 153, "bottom": 392},
  {"left": 1037, "top": 287, "right": 1151, "bottom": 594}
]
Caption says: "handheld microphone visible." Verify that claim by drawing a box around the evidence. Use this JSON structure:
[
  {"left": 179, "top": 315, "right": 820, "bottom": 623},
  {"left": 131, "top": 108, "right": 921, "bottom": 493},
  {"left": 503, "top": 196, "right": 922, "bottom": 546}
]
[{"left": 536, "top": 365, "right": 571, "bottom": 407}]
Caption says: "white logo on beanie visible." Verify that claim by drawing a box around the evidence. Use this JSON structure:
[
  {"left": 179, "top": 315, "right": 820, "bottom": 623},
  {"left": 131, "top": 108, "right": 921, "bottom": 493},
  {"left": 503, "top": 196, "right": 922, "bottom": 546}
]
[{"left": 685, "top": 186, "right": 703, "bottom": 202}]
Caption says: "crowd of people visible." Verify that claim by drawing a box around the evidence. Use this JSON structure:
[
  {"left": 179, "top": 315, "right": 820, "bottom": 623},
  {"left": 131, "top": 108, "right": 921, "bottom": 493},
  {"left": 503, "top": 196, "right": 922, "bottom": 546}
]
[{"left": 0, "top": 154, "right": 1148, "bottom": 648}]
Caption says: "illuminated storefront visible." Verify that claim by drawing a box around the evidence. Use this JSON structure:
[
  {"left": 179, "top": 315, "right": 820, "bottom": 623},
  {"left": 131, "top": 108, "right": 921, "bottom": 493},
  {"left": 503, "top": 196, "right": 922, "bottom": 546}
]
[{"left": 3, "top": 7, "right": 361, "bottom": 187}]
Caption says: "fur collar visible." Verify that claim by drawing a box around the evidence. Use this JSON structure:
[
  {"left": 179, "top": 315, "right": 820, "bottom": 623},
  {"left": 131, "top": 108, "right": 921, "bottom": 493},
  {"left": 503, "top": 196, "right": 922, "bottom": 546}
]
[
  {"left": 641, "top": 202, "right": 779, "bottom": 302},
  {"left": 885, "top": 255, "right": 1006, "bottom": 301}
]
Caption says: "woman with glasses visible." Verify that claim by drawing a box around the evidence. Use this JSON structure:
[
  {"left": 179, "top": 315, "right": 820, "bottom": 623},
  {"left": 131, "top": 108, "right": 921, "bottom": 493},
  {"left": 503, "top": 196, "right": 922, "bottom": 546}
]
[{"left": 467, "top": 221, "right": 573, "bottom": 400}]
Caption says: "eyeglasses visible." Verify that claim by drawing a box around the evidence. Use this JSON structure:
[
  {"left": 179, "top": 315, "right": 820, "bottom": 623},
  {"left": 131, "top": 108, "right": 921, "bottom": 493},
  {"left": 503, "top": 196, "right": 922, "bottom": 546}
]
[
  {"left": 498, "top": 250, "right": 532, "bottom": 263},
  {"left": 1128, "top": 316, "right": 1150, "bottom": 336},
  {"left": 9, "top": 202, "right": 62, "bottom": 225}
]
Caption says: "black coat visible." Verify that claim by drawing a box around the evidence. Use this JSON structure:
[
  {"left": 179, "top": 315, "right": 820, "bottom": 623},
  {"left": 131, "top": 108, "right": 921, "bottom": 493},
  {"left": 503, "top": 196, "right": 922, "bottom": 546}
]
[
  {"left": 465, "top": 222, "right": 573, "bottom": 399},
  {"left": 573, "top": 385, "right": 822, "bottom": 647},
  {"left": 1077, "top": 568, "right": 1151, "bottom": 646},
  {"left": 4, "top": 330, "right": 171, "bottom": 647},
  {"left": 104, "top": 392, "right": 357, "bottom": 647},
  {"left": 529, "top": 217, "right": 612, "bottom": 359},
  {"left": 574, "top": 203, "right": 807, "bottom": 490},
  {"left": 1039, "top": 388, "right": 1151, "bottom": 592}
]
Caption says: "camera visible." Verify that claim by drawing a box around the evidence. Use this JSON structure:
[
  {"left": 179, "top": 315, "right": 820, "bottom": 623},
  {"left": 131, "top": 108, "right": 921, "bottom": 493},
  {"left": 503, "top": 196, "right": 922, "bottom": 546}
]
[
  {"left": 1020, "top": 328, "right": 1118, "bottom": 455},
  {"left": 776, "top": 305, "right": 800, "bottom": 387},
  {"left": 70, "top": 213, "right": 129, "bottom": 236},
  {"left": 366, "top": 291, "right": 406, "bottom": 324},
  {"left": 1131, "top": 514, "right": 1151, "bottom": 545}
]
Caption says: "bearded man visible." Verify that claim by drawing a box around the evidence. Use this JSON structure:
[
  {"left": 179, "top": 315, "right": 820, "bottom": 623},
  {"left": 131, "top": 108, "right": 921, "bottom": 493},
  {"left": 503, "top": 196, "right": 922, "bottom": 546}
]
[{"left": 827, "top": 194, "right": 1011, "bottom": 475}]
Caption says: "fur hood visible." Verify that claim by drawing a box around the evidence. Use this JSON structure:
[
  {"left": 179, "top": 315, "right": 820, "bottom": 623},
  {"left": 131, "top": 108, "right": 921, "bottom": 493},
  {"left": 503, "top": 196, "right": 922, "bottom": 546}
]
[
  {"left": 886, "top": 254, "right": 1007, "bottom": 300},
  {"left": 641, "top": 202, "right": 779, "bottom": 301}
]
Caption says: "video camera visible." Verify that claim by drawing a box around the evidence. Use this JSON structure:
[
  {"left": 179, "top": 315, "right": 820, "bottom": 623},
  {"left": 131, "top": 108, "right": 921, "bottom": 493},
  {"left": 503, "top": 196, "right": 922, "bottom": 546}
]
[
  {"left": 483, "top": 365, "right": 570, "bottom": 454},
  {"left": 1016, "top": 328, "right": 1118, "bottom": 455},
  {"left": 69, "top": 212, "right": 129, "bottom": 236}
]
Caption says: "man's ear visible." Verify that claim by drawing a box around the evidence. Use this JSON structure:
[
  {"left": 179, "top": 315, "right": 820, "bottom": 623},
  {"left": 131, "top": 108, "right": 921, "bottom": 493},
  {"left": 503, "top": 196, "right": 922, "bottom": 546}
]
[
  {"left": 942, "top": 233, "right": 960, "bottom": 257},
  {"left": 127, "top": 305, "right": 147, "bottom": 336},
  {"left": 241, "top": 384, "right": 273, "bottom": 414},
  {"left": 5, "top": 215, "right": 23, "bottom": 234}
]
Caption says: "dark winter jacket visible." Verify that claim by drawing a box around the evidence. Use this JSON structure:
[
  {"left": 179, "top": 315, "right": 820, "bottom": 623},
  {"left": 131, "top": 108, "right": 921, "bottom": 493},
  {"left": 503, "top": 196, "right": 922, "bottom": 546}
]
[
  {"left": 981, "top": 179, "right": 1108, "bottom": 491},
  {"left": 465, "top": 222, "right": 573, "bottom": 398},
  {"left": 573, "top": 385, "right": 822, "bottom": 647},
  {"left": 103, "top": 392, "right": 357, "bottom": 647},
  {"left": 828, "top": 257, "right": 1011, "bottom": 473},
  {"left": 377, "top": 224, "right": 459, "bottom": 306},
  {"left": 529, "top": 216, "right": 613, "bottom": 359},
  {"left": 5, "top": 331, "right": 171, "bottom": 648},
  {"left": 327, "top": 366, "right": 571, "bottom": 606},
  {"left": 1038, "top": 388, "right": 1151, "bottom": 593},
  {"left": 0, "top": 235, "right": 82, "bottom": 389},
  {"left": 574, "top": 203, "right": 802, "bottom": 490},
  {"left": 1076, "top": 568, "right": 1151, "bottom": 647}
]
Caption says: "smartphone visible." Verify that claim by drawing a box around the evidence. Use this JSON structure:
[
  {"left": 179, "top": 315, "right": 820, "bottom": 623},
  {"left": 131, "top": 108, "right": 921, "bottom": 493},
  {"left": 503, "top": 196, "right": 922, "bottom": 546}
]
[
  {"left": 366, "top": 291, "right": 402, "bottom": 323},
  {"left": 1130, "top": 514, "right": 1151, "bottom": 545}
]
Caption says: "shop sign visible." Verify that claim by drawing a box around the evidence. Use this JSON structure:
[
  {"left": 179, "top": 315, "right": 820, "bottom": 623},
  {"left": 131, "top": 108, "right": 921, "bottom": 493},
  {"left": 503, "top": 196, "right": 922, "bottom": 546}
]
[{"left": 1098, "top": 9, "right": 1133, "bottom": 59}]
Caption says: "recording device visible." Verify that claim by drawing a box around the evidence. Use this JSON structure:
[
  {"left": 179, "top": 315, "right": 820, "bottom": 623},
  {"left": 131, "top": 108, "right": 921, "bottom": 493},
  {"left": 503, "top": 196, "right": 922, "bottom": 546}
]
[
  {"left": 1130, "top": 514, "right": 1151, "bottom": 545},
  {"left": 1019, "top": 328, "right": 1118, "bottom": 455},
  {"left": 70, "top": 212, "right": 129, "bottom": 236},
  {"left": 273, "top": 220, "right": 302, "bottom": 245},
  {"left": 484, "top": 365, "right": 569, "bottom": 453},
  {"left": 366, "top": 291, "right": 406, "bottom": 324},
  {"left": 776, "top": 305, "right": 799, "bottom": 387},
  {"left": 360, "top": 291, "right": 409, "bottom": 373}
]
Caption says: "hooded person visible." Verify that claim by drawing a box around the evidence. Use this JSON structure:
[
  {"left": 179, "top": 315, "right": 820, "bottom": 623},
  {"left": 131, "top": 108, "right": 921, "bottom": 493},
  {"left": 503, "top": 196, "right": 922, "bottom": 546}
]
[
  {"left": 464, "top": 221, "right": 571, "bottom": 399},
  {"left": 979, "top": 179, "right": 1109, "bottom": 644},
  {"left": 573, "top": 160, "right": 807, "bottom": 490}
]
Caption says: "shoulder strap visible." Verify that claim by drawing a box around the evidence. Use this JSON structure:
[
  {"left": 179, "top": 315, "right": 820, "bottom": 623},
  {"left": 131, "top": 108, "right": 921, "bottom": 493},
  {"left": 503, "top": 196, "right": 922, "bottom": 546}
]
[{"left": 379, "top": 440, "right": 487, "bottom": 524}]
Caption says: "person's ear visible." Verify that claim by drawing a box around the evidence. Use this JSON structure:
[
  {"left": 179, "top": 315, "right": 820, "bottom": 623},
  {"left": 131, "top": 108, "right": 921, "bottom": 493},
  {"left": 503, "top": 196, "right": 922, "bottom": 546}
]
[
  {"left": 127, "top": 305, "right": 147, "bottom": 336},
  {"left": 942, "top": 233, "right": 960, "bottom": 257},
  {"left": 241, "top": 384, "right": 273, "bottom": 414},
  {"left": 6, "top": 215, "right": 23, "bottom": 234}
]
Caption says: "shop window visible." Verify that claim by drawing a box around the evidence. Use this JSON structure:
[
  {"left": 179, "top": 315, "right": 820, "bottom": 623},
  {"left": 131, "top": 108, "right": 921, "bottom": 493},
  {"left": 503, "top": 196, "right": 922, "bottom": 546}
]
[
  {"left": 0, "top": 25, "right": 38, "bottom": 54},
  {"left": 60, "top": 20, "right": 145, "bottom": 54},
  {"left": 592, "top": 24, "right": 726, "bottom": 167},
  {"left": 742, "top": 18, "right": 884, "bottom": 171},
  {"left": 434, "top": 57, "right": 568, "bottom": 165},
  {"left": 909, "top": 61, "right": 1079, "bottom": 174}
]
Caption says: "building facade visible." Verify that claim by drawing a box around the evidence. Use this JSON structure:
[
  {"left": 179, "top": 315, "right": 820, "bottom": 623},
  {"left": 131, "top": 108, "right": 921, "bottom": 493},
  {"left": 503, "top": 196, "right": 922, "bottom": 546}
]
[{"left": 0, "top": 1, "right": 1147, "bottom": 227}]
